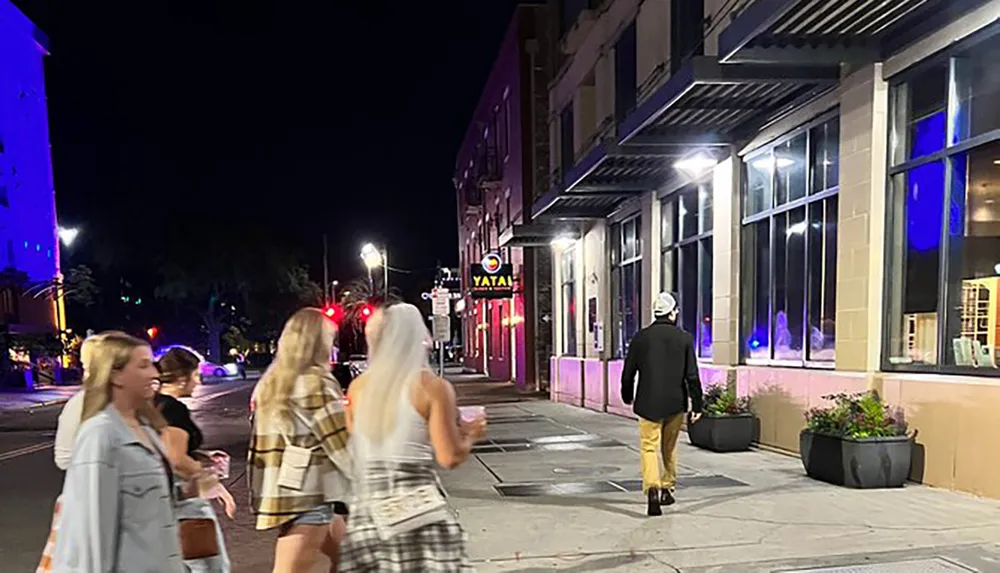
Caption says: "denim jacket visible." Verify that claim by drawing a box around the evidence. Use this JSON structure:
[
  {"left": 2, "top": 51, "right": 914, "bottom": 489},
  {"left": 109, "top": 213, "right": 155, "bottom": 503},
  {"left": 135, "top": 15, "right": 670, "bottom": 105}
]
[{"left": 52, "top": 405, "right": 184, "bottom": 573}]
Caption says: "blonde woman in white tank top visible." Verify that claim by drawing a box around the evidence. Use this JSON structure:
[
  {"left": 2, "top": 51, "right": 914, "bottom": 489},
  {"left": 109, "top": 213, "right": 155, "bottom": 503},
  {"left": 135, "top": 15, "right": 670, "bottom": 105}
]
[{"left": 340, "top": 304, "right": 485, "bottom": 572}]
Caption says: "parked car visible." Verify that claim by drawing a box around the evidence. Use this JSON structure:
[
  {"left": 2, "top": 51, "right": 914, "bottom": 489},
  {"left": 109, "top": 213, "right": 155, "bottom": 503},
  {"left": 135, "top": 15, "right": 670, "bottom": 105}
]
[
  {"left": 154, "top": 345, "right": 238, "bottom": 379},
  {"left": 201, "top": 361, "right": 239, "bottom": 379}
]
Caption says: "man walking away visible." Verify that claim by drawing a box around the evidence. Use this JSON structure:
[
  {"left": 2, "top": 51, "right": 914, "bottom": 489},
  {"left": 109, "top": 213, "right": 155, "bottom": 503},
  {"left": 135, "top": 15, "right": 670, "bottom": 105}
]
[{"left": 621, "top": 292, "right": 703, "bottom": 516}]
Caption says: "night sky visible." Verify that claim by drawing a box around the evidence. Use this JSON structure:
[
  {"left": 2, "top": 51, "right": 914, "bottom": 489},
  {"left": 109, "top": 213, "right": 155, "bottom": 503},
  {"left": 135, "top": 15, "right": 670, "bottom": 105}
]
[{"left": 13, "top": 0, "right": 525, "bottom": 299}]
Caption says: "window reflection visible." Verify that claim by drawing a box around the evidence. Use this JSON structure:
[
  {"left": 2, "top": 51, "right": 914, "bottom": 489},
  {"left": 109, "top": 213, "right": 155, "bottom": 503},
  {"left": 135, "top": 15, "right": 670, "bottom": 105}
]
[
  {"left": 887, "top": 166, "right": 943, "bottom": 365},
  {"left": 944, "top": 143, "right": 1000, "bottom": 367},
  {"left": 742, "top": 220, "right": 771, "bottom": 360},
  {"left": 661, "top": 182, "right": 714, "bottom": 359},
  {"left": 775, "top": 133, "right": 807, "bottom": 206}
]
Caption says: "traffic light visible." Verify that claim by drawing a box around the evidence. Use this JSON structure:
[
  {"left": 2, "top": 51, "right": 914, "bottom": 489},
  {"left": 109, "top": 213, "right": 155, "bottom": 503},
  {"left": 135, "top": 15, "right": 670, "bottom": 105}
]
[
  {"left": 146, "top": 326, "right": 159, "bottom": 339},
  {"left": 360, "top": 304, "right": 373, "bottom": 320},
  {"left": 322, "top": 304, "right": 344, "bottom": 324}
]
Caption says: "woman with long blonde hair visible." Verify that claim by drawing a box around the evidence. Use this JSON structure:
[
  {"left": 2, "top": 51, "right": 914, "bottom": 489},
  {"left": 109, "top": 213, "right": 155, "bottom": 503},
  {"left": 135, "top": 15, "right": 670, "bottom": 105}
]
[
  {"left": 52, "top": 331, "right": 184, "bottom": 572},
  {"left": 248, "top": 307, "right": 352, "bottom": 573},
  {"left": 340, "top": 303, "right": 485, "bottom": 572}
]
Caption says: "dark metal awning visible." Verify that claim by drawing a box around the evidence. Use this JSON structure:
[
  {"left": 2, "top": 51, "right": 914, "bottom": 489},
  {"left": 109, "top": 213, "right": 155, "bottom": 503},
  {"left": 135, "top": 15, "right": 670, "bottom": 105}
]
[
  {"left": 718, "top": 0, "right": 987, "bottom": 64},
  {"left": 619, "top": 56, "right": 839, "bottom": 145},
  {"left": 530, "top": 138, "right": 686, "bottom": 220},
  {"left": 498, "top": 222, "right": 582, "bottom": 248},
  {"left": 530, "top": 188, "right": 630, "bottom": 220}
]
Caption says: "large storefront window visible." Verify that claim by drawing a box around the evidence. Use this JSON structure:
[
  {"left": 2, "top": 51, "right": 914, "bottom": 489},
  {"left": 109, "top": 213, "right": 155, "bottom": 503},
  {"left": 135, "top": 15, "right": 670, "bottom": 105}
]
[
  {"left": 661, "top": 181, "right": 713, "bottom": 358},
  {"left": 741, "top": 113, "right": 839, "bottom": 365},
  {"left": 560, "top": 247, "right": 577, "bottom": 356},
  {"left": 611, "top": 216, "right": 641, "bottom": 358},
  {"left": 886, "top": 36, "right": 1000, "bottom": 371}
]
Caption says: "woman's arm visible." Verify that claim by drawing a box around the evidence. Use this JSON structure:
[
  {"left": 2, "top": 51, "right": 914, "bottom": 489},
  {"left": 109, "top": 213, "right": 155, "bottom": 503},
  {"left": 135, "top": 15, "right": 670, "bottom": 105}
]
[
  {"left": 160, "top": 426, "right": 203, "bottom": 478},
  {"left": 344, "top": 378, "right": 360, "bottom": 434},
  {"left": 54, "top": 392, "right": 84, "bottom": 470},
  {"left": 424, "top": 373, "right": 485, "bottom": 469},
  {"left": 60, "top": 425, "right": 120, "bottom": 572}
]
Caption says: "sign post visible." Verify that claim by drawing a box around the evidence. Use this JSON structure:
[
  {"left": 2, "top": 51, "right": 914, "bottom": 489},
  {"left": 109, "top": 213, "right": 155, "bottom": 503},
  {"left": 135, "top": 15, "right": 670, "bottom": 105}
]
[{"left": 431, "top": 287, "right": 450, "bottom": 377}]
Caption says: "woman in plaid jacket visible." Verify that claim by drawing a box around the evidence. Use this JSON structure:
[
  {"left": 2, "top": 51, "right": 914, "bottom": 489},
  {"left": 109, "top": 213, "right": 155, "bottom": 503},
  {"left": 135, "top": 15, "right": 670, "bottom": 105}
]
[{"left": 248, "top": 307, "right": 353, "bottom": 572}]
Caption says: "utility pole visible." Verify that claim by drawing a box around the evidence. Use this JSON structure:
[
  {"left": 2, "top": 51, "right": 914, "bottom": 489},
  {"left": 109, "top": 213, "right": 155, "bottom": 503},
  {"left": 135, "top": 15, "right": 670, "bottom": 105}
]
[
  {"left": 322, "top": 233, "right": 330, "bottom": 306},
  {"left": 382, "top": 248, "right": 389, "bottom": 297}
]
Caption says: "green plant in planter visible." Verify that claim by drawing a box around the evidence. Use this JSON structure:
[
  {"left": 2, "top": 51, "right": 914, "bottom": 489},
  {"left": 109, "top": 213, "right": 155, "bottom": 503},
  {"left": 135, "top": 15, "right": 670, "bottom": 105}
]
[
  {"left": 703, "top": 384, "right": 752, "bottom": 416},
  {"left": 804, "top": 391, "right": 907, "bottom": 438}
]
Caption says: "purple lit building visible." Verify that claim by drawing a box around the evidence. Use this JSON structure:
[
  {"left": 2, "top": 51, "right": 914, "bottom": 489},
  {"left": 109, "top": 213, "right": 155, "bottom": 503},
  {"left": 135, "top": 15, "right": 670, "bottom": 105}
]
[
  {"left": 0, "top": 0, "right": 61, "bottom": 334},
  {"left": 454, "top": 5, "right": 551, "bottom": 389}
]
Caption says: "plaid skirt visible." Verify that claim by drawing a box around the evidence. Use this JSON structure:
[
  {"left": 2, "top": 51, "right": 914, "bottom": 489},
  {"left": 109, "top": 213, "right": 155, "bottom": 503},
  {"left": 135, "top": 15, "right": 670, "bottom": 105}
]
[
  {"left": 340, "top": 462, "right": 473, "bottom": 572},
  {"left": 339, "top": 510, "right": 473, "bottom": 572},
  {"left": 36, "top": 496, "right": 61, "bottom": 573}
]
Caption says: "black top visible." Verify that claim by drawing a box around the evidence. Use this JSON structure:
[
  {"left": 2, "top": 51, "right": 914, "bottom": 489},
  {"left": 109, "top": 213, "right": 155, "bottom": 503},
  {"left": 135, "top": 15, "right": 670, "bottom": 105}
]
[
  {"left": 621, "top": 317, "right": 704, "bottom": 422},
  {"left": 154, "top": 393, "right": 204, "bottom": 454}
]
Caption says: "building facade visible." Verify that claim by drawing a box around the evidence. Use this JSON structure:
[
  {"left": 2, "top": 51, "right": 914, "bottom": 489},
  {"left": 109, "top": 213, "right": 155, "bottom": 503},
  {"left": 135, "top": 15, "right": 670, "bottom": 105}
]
[
  {"left": 520, "top": 0, "right": 1000, "bottom": 499},
  {"left": 455, "top": 5, "right": 552, "bottom": 389},
  {"left": 0, "top": 0, "right": 61, "bottom": 336}
]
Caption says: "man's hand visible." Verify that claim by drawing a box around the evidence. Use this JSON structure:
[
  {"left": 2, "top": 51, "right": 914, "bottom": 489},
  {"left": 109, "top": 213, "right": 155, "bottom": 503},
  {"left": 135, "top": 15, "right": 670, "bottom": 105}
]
[{"left": 689, "top": 412, "right": 702, "bottom": 424}]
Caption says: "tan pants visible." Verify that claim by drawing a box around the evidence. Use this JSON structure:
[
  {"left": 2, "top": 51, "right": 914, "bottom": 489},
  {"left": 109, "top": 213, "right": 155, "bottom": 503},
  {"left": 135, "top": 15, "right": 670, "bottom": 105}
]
[{"left": 638, "top": 413, "right": 685, "bottom": 494}]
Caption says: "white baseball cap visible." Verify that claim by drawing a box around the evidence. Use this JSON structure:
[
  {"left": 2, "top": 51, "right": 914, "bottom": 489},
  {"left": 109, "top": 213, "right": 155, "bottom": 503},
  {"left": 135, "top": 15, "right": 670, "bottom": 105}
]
[{"left": 653, "top": 292, "right": 678, "bottom": 317}]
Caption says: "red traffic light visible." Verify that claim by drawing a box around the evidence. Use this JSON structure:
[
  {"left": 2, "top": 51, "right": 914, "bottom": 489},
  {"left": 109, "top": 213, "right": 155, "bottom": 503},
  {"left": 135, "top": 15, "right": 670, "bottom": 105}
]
[
  {"left": 146, "top": 326, "right": 159, "bottom": 339},
  {"left": 323, "top": 304, "right": 344, "bottom": 323},
  {"left": 362, "top": 306, "right": 372, "bottom": 317}
]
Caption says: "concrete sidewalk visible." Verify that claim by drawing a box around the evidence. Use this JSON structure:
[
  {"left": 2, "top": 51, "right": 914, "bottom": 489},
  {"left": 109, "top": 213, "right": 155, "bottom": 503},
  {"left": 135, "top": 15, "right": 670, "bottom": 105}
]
[
  {"left": 0, "top": 385, "right": 78, "bottom": 413},
  {"left": 441, "top": 401, "right": 1000, "bottom": 572}
]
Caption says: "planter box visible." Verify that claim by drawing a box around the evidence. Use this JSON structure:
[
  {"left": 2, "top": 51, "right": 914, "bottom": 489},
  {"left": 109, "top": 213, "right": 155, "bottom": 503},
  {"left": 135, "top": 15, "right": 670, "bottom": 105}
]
[
  {"left": 688, "top": 413, "right": 754, "bottom": 452},
  {"left": 799, "top": 430, "right": 912, "bottom": 489}
]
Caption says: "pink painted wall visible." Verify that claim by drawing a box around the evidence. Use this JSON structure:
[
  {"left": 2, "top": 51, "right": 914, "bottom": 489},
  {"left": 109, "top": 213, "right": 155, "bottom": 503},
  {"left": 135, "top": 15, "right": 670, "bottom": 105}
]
[
  {"left": 735, "top": 367, "right": 869, "bottom": 452},
  {"left": 582, "top": 359, "right": 605, "bottom": 411},
  {"left": 552, "top": 357, "right": 583, "bottom": 406},
  {"left": 605, "top": 360, "right": 636, "bottom": 419}
]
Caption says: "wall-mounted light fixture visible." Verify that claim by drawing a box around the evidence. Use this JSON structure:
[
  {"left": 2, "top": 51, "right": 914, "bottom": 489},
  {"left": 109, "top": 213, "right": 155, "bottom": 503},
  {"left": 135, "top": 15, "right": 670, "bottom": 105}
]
[
  {"left": 550, "top": 235, "right": 577, "bottom": 250},
  {"left": 674, "top": 153, "right": 718, "bottom": 177}
]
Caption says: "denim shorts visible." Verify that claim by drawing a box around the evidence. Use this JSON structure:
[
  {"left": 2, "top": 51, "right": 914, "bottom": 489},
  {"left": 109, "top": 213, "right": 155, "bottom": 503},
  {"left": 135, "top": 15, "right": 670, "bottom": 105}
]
[{"left": 286, "top": 502, "right": 349, "bottom": 528}]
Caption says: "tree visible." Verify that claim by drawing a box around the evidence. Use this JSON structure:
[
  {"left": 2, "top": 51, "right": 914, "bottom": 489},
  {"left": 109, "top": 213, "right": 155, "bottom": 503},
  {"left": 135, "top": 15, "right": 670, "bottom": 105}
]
[
  {"left": 243, "top": 264, "right": 323, "bottom": 342},
  {"left": 64, "top": 264, "right": 100, "bottom": 307},
  {"left": 154, "top": 232, "right": 322, "bottom": 360},
  {"left": 335, "top": 276, "right": 402, "bottom": 356}
]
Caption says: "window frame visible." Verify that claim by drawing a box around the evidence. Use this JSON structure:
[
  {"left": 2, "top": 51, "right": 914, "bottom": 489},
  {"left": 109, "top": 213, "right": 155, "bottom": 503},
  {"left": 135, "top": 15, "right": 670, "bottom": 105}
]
[
  {"left": 611, "top": 214, "right": 642, "bottom": 359},
  {"left": 741, "top": 110, "right": 841, "bottom": 369},
  {"left": 881, "top": 44, "right": 1000, "bottom": 377},
  {"left": 560, "top": 246, "right": 578, "bottom": 356},
  {"left": 660, "top": 180, "right": 714, "bottom": 360}
]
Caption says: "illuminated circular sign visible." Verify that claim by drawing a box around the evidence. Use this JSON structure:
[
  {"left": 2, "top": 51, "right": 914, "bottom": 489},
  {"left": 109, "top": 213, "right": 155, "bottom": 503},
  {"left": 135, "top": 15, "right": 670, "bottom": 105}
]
[{"left": 480, "top": 253, "right": 503, "bottom": 275}]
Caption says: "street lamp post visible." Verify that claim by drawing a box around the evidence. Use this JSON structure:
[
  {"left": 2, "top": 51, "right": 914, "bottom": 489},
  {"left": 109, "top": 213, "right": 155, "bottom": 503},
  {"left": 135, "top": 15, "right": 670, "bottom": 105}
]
[{"left": 360, "top": 243, "right": 388, "bottom": 296}]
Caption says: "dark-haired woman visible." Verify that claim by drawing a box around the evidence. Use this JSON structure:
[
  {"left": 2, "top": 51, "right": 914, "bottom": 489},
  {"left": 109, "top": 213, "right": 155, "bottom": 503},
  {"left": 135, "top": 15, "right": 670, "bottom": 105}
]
[{"left": 156, "top": 347, "right": 234, "bottom": 573}]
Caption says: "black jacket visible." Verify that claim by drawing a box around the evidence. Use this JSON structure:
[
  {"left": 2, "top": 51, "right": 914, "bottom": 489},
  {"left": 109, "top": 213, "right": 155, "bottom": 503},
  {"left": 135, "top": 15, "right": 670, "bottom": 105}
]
[{"left": 621, "top": 317, "right": 703, "bottom": 421}]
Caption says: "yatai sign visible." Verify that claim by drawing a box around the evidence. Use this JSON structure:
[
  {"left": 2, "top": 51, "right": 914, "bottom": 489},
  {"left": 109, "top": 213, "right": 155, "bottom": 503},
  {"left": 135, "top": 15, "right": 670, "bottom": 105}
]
[{"left": 470, "top": 253, "right": 514, "bottom": 299}]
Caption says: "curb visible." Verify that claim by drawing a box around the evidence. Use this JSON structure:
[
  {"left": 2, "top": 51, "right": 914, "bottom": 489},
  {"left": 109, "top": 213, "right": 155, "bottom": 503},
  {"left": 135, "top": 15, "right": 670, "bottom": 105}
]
[{"left": 0, "top": 395, "right": 72, "bottom": 415}]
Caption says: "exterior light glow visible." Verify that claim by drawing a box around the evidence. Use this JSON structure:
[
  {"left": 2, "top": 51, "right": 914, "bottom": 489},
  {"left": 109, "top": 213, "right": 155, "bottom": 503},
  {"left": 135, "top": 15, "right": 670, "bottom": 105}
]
[
  {"left": 550, "top": 235, "right": 576, "bottom": 250},
  {"left": 674, "top": 153, "right": 718, "bottom": 176},
  {"left": 58, "top": 227, "right": 79, "bottom": 247},
  {"left": 360, "top": 243, "right": 383, "bottom": 269},
  {"left": 751, "top": 156, "right": 794, "bottom": 171}
]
